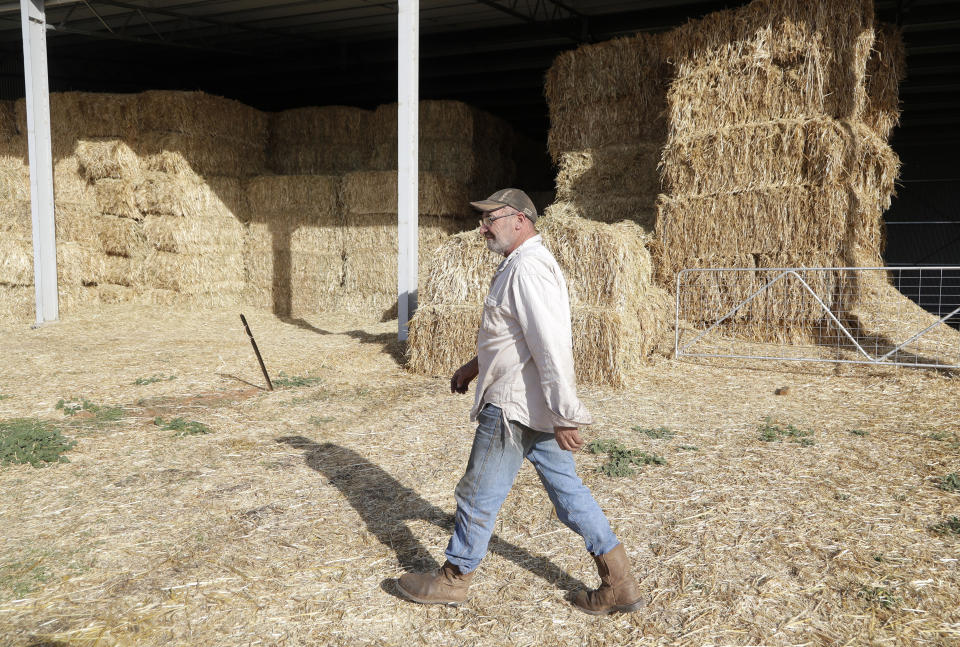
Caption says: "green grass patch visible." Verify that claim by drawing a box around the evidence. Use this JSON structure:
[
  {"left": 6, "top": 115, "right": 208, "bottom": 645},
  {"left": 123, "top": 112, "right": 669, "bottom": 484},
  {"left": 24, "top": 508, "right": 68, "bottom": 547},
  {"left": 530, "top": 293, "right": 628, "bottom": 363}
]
[
  {"left": 0, "top": 556, "right": 50, "bottom": 600},
  {"left": 154, "top": 416, "right": 211, "bottom": 437},
  {"left": 930, "top": 516, "right": 960, "bottom": 536},
  {"left": 849, "top": 429, "right": 869, "bottom": 437},
  {"left": 56, "top": 398, "right": 123, "bottom": 423},
  {"left": 0, "top": 418, "right": 76, "bottom": 468},
  {"left": 858, "top": 585, "right": 901, "bottom": 610},
  {"left": 0, "top": 394, "right": 12, "bottom": 401},
  {"left": 758, "top": 417, "right": 815, "bottom": 446},
  {"left": 133, "top": 374, "right": 177, "bottom": 386},
  {"left": 938, "top": 472, "right": 960, "bottom": 493},
  {"left": 274, "top": 371, "right": 324, "bottom": 388},
  {"left": 632, "top": 425, "right": 674, "bottom": 439},
  {"left": 587, "top": 439, "right": 665, "bottom": 477},
  {"left": 678, "top": 445, "right": 699, "bottom": 451}
]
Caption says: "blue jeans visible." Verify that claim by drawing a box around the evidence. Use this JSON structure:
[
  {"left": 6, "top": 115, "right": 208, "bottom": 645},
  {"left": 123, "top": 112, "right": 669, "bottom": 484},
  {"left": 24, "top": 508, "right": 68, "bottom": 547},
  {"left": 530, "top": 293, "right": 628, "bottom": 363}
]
[{"left": 445, "top": 404, "right": 619, "bottom": 573}]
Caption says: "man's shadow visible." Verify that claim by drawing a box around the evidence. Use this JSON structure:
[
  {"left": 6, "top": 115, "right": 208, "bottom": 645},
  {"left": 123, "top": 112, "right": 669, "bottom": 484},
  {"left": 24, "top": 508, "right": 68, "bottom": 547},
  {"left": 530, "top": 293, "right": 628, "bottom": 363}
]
[{"left": 277, "top": 436, "right": 587, "bottom": 598}]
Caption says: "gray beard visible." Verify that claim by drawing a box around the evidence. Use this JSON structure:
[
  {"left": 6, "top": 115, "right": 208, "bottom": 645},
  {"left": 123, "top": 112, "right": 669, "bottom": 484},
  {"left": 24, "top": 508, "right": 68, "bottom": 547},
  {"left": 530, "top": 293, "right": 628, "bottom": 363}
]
[{"left": 485, "top": 236, "right": 508, "bottom": 256}]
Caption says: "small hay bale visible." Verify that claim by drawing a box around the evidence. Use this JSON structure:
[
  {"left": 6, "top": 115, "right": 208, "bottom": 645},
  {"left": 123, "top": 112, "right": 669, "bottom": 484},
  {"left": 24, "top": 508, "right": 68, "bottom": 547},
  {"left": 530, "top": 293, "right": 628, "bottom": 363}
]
[
  {"left": 659, "top": 117, "right": 899, "bottom": 197},
  {"left": 340, "top": 171, "right": 471, "bottom": 218},
  {"left": 54, "top": 202, "right": 103, "bottom": 249},
  {"left": 95, "top": 215, "right": 147, "bottom": 258},
  {"left": 75, "top": 139, "right": 142, "bottom": 182},
  {"left": 0, "top": 200, "right": 31, "bottom": 239},
  {"left": 0, "top": 284, "right": 33, "bottom": 322},
  {"left": 135, "top": 172, "right": 246, "bottom": 220},
  {"left": 0, "top": 137, "right": 28, "bottom": 169},
  {"left": 665, "top": 0, "right": 876, "bottom": 130},
  {"left": 137, "top": 90, "right": 267, "bottom": 145},
  {"left": 15, "top": 92, "right": 138, "bottom": 148},
  {"left": 95, "top": 178, "right": 142, "bottom": 220},
  {"left": 143, "top": 214, "right": 244, "bottom": 254},
  {"left": 0, "top": 238, "right": 33, "bottom": 285},
  {"left": 268, "top": 106, "right": 374, "bottom": 174},
  {"left": 140, "top": 250, "right": 244, "bottom": 294},
  {"left": 0, "top": 165, "right": 30, "bottom": 202},
  {"left": 548, "top": 98, "right": 668, "bottom": 160},
  {"left": 246, "top": 175, "right": 340, "bottom": 226},
  {"left": 407, "top": 305, "right": 482, "bottom": 375},
  {"left": 556, "top": 143, "right": 662, "bottom": 200},
  {"left": 369, "top": 101, "right": 516, "bottom": 192},
  {"left": 101, "top": 254, "right": 138, "bottom": 287},
  {"left": 135, "top": 131, "right": 266, "bottom": 178}
]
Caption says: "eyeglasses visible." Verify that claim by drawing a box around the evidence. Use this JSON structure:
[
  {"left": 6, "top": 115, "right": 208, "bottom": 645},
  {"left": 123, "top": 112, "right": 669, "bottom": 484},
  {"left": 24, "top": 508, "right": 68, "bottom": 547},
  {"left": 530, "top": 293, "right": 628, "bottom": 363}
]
[{"left": 479, "top": 210, "right": 516, "bottom": 228}]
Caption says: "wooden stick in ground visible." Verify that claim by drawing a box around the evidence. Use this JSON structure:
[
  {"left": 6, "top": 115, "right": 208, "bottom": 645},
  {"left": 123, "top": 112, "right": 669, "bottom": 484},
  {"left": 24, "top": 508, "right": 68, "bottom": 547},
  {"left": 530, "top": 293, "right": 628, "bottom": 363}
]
[{"left": 240, "top": 313, "right": 274, "bottom": 391}]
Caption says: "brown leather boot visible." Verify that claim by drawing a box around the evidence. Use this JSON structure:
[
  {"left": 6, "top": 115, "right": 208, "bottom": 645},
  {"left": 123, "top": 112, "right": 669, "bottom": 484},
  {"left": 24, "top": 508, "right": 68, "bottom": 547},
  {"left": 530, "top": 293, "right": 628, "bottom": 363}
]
[
  {"left": 573, "top": 543, "right": 645, "bottom": 615},
  {"left": 397, "top": 561, "right": 474, "bottom": 605}
]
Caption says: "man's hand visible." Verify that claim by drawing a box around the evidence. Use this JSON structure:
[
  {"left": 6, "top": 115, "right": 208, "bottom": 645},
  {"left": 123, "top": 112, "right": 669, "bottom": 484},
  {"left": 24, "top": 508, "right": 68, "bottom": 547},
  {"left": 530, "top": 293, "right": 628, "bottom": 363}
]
[
  {"left": 450, "top": 357, "right": 479, "bottom": 394},
  {"left": 554, "top": 426, "right": 584, "bottom": 452}
]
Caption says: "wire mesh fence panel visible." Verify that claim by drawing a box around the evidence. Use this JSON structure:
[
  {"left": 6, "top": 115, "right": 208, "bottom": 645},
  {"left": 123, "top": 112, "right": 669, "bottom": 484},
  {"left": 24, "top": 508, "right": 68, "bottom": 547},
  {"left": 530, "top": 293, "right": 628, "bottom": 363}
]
[{"left": 675, "top": 266, "right": 960, "bottom": 368}]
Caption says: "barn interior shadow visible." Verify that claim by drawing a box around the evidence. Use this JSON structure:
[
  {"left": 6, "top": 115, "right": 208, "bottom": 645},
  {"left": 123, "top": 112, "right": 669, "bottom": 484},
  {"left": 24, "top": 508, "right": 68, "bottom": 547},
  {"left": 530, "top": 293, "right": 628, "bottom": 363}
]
[{"left": 276, "top": 436, "right": 587, "bottom": 597}]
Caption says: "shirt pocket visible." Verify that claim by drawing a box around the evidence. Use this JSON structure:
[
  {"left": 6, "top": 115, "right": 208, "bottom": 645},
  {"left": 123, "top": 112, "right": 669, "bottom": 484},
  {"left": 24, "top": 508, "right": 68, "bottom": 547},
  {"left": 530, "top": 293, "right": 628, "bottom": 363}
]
[{"left": 480, "top": 295, "right": 506, "bottom": 335}]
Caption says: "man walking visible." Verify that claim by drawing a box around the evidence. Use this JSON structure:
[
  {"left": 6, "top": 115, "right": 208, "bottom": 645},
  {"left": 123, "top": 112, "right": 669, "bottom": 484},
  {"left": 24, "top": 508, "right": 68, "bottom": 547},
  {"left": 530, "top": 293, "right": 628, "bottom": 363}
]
[{"left": 397, "top": 189, "right": 644, "bottom": 615}]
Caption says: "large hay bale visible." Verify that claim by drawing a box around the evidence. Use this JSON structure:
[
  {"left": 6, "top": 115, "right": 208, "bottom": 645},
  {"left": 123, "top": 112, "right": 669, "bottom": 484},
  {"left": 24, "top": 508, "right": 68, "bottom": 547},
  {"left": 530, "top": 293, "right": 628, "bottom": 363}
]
[
  {"left": 14, "top": 93, "right": 138, "bottom": 154},
  {"left": 408, "top": 210, "right": 673, "bottom": 386},
  {"left": 137, "top": 91, "right": 266, "bottom": 145},
  {"left": 545, "top": 32, "right": 672, "bottom": 158},
  {"left": 268, "top": 106, "right": 374, "bottom": 174},
  {"left": 665, "top": 0, "right": 876, "bottom": 133}
]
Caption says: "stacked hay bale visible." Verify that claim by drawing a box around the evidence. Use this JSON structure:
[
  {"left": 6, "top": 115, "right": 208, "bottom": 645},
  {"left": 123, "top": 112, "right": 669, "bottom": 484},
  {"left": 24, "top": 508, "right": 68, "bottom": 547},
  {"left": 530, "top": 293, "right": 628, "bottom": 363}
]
[
  {"left": 338, "top": 171, "right": 474, "bottom": 318},
  {"left": 408, "top": 211, "right": 673, "bottom": 386},
  {"left": 368, "top": 101, "right": 515, "bottom": 198},
  {"left": 545, "top": 33, "right": 671, "bottom": 228},
  {"left": 0, "top": 93, "right": 136, "bottom": 320},
  {"left": 0, "top": 91, "right": 261, "bottom": 323},
  {"left": 243, "top": 175, "right": 342, "bottom": 317},
  {"left": 267, "top": 106, "right": 373, "bottom": 174},
  {"left": 132, "top": 91, "right": 262, "bottom": 309},
  {"left": 653, "top": 0, "right": 904, "bottom": 339}
]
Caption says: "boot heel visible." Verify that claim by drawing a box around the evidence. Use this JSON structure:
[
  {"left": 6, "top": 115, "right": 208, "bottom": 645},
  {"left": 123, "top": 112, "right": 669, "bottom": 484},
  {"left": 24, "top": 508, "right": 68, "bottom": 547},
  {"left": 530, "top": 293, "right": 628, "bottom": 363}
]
[{"left": 615, "top": 599, "right": 645, "bottom": 613}]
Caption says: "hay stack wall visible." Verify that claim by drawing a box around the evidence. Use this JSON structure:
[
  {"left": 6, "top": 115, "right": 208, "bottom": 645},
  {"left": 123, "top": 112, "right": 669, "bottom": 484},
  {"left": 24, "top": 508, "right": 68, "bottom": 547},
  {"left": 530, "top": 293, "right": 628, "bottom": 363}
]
[
  {"left": 0, "top": 91, "right": 259, "bottom": 323},
  {"left": 654, "top": 0, "right": 904, "bottom": 336},
  {"left": 243, "top": 174, "right": 342, "bottom": 316},
  {"left": 408, "top": 210, "right": 673, "bottom": 386}
]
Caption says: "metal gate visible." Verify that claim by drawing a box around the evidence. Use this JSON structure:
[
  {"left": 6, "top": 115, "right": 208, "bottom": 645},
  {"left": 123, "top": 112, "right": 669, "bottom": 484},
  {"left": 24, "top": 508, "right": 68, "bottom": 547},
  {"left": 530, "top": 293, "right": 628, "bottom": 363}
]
[{"left": 675, "top": 266, "right": 960, "bottom": 368}]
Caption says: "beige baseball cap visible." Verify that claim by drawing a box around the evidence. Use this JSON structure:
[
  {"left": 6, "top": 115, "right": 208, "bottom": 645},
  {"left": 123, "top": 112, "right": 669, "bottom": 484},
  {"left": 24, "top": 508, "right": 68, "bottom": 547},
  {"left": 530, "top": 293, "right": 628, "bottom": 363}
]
[{"left": 470, "top": 188, "right": 538, "bottom": 222}]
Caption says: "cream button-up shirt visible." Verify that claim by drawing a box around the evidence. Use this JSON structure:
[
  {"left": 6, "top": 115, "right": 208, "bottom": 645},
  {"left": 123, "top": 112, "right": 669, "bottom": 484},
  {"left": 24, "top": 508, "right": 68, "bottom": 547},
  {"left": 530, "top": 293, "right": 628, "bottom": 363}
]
[{"left": 470, "top": 234, "right": 592, "bottom": 433}]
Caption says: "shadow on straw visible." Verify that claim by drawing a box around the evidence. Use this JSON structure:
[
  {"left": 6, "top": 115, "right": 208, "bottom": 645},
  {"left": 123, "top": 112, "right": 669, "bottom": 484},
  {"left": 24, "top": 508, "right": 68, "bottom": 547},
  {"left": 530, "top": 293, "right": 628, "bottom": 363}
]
[{"left": 276, "top": 436, "right": 588, "bottom": 599}]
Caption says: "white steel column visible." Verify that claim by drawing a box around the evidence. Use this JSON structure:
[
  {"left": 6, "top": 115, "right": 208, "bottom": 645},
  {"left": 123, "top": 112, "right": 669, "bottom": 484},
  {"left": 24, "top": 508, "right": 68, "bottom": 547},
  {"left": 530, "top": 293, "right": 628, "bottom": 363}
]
[
  {"left": 21, "top": 0, "right": 58, "bottom": 324},
  {"left": 397, "top": 0, "right": 418, "bottom": 341}
]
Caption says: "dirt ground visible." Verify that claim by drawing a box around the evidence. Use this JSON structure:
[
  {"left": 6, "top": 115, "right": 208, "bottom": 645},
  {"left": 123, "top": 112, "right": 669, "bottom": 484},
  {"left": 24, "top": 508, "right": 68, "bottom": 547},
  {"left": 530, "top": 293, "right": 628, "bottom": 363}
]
[{"left": 0, "top": 306, "right": 958, "bottom": 646}]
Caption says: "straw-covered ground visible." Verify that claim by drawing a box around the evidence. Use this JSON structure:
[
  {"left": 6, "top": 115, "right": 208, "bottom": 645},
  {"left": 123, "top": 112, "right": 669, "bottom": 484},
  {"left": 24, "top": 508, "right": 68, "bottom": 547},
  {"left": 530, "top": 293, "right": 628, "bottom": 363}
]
[{"left": 0, "top": 306, "right": 958, "bottom": 646}]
